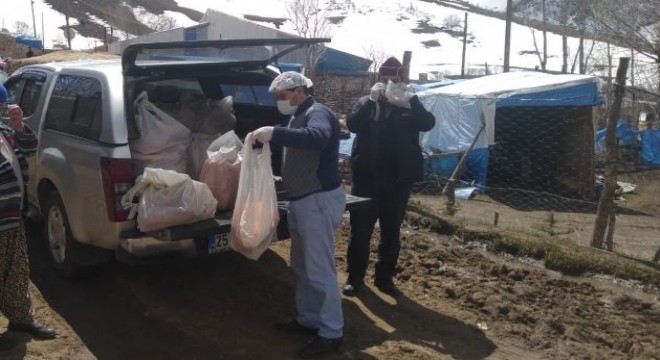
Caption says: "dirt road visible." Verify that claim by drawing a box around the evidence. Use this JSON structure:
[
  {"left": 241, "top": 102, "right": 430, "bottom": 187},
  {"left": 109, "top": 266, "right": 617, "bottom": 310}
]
[{"left": 1, "top": 216, "right": 658, "bottom": 360}]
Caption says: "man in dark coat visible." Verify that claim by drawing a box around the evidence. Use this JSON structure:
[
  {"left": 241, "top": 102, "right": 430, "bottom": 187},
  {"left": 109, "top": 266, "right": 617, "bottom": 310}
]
[{"left": 344, "top": 57, "right": 436, "bottom": 297}]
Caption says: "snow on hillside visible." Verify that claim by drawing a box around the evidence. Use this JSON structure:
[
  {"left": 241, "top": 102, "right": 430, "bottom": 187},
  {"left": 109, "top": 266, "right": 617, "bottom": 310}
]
[
  {"left": 2, "top": 0, "right": 638, "bottom": 82},
  {"left": 176, "top": 0, "right": 596, "bottom": 78}
]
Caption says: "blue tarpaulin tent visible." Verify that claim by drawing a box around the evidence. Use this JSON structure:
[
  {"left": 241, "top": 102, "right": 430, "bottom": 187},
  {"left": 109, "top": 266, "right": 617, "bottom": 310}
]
[
  {"left": 594, "top": 121, "right": 660, "bottom": 167},
  {"left": 417, "top": 71, "right": 603, "bottom": 194},
  {"left": 14, "top": 33, "right": 43, "bottom": 49},
  {"left": 640, "top": 130, "right": 660, "bottom": 166},
  {"left": 315, "top": 48, "right": 371, "bottom": 76}
]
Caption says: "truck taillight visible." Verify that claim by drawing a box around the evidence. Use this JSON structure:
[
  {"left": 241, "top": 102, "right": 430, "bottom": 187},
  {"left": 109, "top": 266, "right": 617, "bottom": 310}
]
[{"left": 100, "top": 158, "right": 134, "bottom": 222}]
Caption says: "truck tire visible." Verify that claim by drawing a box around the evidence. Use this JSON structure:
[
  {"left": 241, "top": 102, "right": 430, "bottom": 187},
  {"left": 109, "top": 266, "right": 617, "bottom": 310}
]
[{"left": 43, "top": 191, "right": 82, "bottom": 278}]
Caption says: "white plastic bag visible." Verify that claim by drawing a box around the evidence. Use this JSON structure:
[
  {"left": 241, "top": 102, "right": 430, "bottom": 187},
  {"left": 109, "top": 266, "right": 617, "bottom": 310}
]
[
  {"left": 385, "top": 80, "right": 414, "bottom": 109},
  {"left": 131, "top": 91, "right": 192, "bottom": 156},
  {"left": 200, "top": 131, "right": 243, "bottom": 210},
  {"left": 121, "top": 168, "right": 217, "bottom": 232},
  {"left": 229, "top": 133, "right": 279, "bottom": 260}
]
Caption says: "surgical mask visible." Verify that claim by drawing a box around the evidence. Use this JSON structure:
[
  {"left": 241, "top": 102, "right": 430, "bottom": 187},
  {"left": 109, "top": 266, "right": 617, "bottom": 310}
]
[{"left": 277, "top": 99, "right": 298, "bottom": 115}]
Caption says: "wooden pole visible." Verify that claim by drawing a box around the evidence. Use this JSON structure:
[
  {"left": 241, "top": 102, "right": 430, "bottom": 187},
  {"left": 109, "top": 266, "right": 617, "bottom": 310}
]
[
  {"left": 579, "top": 37, "right": 585, "bottom": 74},
  {"left": 65, "top": 15, "right": 72, "bottom": 50},
  {"left": 503, "top": 0, "right": 513, "bottom": 72},
  {"left": 443, "top": 115, "right": 486, "bottom": 210},
  {"left": 605, "top": 209, "right": 616, "bottom": 251},
  {"left": 562, "top": 36, "right": 568, "bottom": 73},
  {"left": 591, "top": 57, "right": 629, "bottom": 249},
  {"left": 402, "top": 51, "right": 412, "bottom": 82},
  {"left": 461, "top": 12, "right": 468, "bottom": 78},
  {"left": 607, "top": 43, "right": 612, "bottom": 84},
  {"left": 30, "top": 0, "right": 37, "bottom": 38}
]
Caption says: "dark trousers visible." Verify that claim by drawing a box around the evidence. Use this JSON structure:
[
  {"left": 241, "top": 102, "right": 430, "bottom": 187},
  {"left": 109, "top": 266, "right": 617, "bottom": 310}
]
[{"left": 347, "top": 175, "right": 413, "bottom": 284}]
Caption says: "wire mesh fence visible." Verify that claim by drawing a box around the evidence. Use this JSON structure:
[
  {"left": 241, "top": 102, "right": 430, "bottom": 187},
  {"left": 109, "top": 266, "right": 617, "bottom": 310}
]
[{"left": 407, "top": 86, "right": 660, "bottom": 262}]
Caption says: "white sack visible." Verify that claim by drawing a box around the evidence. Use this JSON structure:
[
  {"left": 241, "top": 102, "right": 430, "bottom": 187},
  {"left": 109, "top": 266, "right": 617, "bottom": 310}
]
[
  {"left": 122, "top": 168, "right": 217, "bottom": 232},
  {"left": 131, "top": 91, "right": 192, "bottom": 156}
]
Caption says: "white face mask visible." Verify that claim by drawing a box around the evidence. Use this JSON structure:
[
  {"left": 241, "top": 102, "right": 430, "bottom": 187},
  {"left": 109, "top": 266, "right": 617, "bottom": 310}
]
[{"left": 277, "top": 99, "right": 298, "bottom": 115}]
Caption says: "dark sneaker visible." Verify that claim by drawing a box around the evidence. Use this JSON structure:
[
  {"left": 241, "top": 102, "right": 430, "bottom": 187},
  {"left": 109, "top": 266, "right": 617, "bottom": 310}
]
[
  {"left": 374, "top": 279, "right": 401, "bottom": 298},
  {"left": 8, "top": 321, "right": 57, "bottom": 340},
  {"left": 342, "top": 281, "right": 363, "bottom": 297},
  {"left": 0, "top": 334, "right": 18, "bottom": 351},
  {"left": 275, "top": 319, "right": 318, "bottom": 336},
  {"left": 299, "top": 335, "right": 343, "bottom": 359}
]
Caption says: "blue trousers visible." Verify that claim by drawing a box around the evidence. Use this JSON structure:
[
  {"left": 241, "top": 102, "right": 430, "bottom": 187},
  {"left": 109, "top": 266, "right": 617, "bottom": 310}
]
[{"left": 288, "top": 186, "right": 345, "bottom": 339}]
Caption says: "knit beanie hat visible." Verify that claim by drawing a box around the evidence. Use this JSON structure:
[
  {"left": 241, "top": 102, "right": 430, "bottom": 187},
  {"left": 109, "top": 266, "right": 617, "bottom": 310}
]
[{"left": 378, "top": 57, "right": 403, "bottom": 77}]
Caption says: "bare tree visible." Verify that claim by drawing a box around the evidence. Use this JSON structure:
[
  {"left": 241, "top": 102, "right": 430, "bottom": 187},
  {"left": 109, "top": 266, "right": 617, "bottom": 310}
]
[
  {"left": 131, "top": 7, "right": 178, "bottom": 33},
  {"left": 519, "top": 0, "right": 548, "bottom": 71},
  {"left": 285, "top": 0, "right": 331, "bottom": 76},
  {"left": 14, "top": 21, "right": 32, "bottom": 35},
  {"left": 568, "top": 37, "right": 598, "bottom": 74},
  {"left": 443, "top": 14, "right": 462, "bottom": 30},
  {"left": 362, "top": 44, "right": 388, "bottom": 84},
  {"left": 588, "top": 0, "right": 660, "bottom": 92}
]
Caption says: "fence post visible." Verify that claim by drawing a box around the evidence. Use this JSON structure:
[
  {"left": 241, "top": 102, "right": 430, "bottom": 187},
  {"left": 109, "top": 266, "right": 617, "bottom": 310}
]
[
  {"left": 591, "top": 57, "right": 629, "bottom": 249},
  {"left": 442, "top": 115, "right": 486, "bottom": 212}
]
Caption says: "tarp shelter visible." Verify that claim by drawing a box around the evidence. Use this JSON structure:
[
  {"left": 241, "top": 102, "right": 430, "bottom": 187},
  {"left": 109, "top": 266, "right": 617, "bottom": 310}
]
[
  {"left": 14, "top": 34, "right": 43, "bottom": 49},
  {"left": 314, "top": 48, "right": 371, "bottom": 76},
  {"left": 595, "top": 121, "right": 660, "bottom": 167},
  {"left": 417, "top": 71, "right": 603, "bottom": 199}
]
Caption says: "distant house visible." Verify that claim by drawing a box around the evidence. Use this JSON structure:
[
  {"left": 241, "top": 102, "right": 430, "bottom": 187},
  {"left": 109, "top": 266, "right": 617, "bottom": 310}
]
[{"left": 108, "top": 8, "right": 372, "bottom": 115}]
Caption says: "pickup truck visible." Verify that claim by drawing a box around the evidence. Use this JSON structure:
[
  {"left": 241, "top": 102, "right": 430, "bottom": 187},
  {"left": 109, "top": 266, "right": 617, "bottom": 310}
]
[{"left": 1, "top": 39, "right": 368, "bottom": 277}]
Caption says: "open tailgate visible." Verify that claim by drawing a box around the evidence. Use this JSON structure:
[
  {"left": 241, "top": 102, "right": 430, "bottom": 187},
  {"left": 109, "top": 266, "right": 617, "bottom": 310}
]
[{"left": 121, "top": 194, "right": 370, "bottom": 242}]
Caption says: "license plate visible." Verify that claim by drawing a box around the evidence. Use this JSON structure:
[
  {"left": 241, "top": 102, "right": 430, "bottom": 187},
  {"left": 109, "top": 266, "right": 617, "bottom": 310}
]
[{"left": 208, "top": 233, "right": 230, "bottom": 254}]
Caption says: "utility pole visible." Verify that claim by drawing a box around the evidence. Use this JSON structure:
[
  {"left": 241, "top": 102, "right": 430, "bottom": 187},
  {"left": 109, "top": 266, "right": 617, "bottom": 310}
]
[
  {"left": 541, "top": 0, "right": 547, "bottom": 71},
  {"left": 65, "top": 15, "right": 72, "bottom": 50},
  {"left": 607, "top": 43, "right": 612, "bottom": 84},
  {"left": 30, "top": 0, "right": 37, "bottom": 38},
  {"left": 578, "top": 36, "right": 584, "bottom": 74},
  {"left": 503, "top": 0, "right": 513, "bottom": 72},
  {"left": 461, "top": 12, "right": 468, "bottom": 78},
  {"left": 562, "top": 36, "right": 568, "bottom": 73},
  {"left": 402, "top": 50, "right": 412, "bottom": 82}
]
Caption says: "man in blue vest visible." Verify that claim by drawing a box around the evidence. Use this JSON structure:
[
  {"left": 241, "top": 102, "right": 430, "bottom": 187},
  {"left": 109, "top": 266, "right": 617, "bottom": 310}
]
[{"left": 250, "top": 72, "right": 345, "bottom": 358}]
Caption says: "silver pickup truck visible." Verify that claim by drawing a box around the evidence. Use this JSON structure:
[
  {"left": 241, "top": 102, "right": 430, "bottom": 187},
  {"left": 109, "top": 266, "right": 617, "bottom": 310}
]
[{"left": 2, "top": 39, "right": 368, "bottom": 277}]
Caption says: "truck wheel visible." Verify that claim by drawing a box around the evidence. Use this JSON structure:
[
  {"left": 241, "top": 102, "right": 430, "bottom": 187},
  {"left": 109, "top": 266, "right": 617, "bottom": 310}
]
[{"left": 43, "top": 191, "right": 81, "bottom": 278}]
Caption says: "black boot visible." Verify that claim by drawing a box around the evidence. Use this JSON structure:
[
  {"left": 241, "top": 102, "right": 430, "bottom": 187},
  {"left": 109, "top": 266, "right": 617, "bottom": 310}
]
[
  {"left": 299, "top": 335, "right": 343, "bottom": 358},
  {"left": 8, "top": 321, "right": 57, "bottom": 340},
  {"left": 374, "top": 277, "right": 401, "bottom": 298},
  {"left": 375, "top": 262, "right": 401, "bottom": 298},
  {"left": 342, "top": 276, "right": 364, "bottom": 297}
]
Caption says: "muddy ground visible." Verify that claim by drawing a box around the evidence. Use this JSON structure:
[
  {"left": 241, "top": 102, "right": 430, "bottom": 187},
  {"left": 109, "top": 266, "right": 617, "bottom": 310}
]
[{"left": 1, "top": 208, "right": 658, "bottom": 360}]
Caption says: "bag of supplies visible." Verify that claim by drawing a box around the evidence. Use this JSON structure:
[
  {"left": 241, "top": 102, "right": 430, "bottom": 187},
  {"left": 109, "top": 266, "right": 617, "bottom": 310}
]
[
  {"left": 200, "top": 130, "right": 243, "bottom": 210},
  {"left": 229, "top": 133, "right": 279, "bottom": 260},
  {"left": 122, "top": 168, "right": 217, "bottom": 232}
]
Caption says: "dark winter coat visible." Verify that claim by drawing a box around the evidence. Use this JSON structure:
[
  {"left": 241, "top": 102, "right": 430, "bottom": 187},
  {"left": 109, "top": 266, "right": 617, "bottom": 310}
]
[{"left": 347, "top": 95, "right": 435, "bottom": 183}]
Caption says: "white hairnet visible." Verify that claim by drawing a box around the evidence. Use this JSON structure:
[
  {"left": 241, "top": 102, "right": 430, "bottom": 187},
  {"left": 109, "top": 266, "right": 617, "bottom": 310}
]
[{"left": 269, "top": 71, "right": 312, "bottom": 93}]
